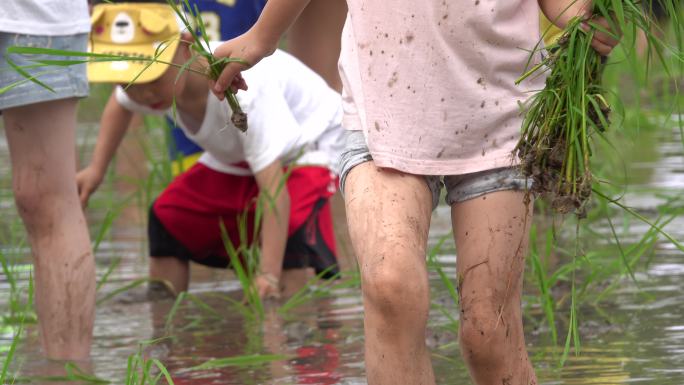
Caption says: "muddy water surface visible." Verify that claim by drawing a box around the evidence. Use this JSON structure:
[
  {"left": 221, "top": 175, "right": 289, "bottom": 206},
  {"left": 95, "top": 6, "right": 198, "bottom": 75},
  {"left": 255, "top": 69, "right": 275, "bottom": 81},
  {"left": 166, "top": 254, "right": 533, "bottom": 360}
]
[{"left": 0, "top": 120, "right": 683, "bottom": 384}]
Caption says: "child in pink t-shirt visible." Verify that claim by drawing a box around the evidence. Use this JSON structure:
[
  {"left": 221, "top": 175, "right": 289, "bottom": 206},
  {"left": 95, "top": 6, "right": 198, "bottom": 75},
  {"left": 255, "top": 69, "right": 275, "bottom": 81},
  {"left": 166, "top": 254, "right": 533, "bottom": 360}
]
[{"left": 211, "top": 1, "right": 618, "bottom": 384}]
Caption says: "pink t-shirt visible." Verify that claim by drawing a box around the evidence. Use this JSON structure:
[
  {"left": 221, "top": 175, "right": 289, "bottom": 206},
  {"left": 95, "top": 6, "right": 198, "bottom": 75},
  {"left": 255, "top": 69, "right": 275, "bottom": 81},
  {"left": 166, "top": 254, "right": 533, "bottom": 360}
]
[{"left": 339, "top": 0, "right": 546, "bottom": 175}]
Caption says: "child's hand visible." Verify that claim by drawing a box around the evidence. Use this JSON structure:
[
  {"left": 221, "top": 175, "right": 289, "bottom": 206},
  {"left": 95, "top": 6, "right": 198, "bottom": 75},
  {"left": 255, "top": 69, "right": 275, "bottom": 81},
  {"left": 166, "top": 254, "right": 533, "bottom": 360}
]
[
  {"left": 540, "top": 0, "right": 621, "bottom": 56},
  {"left": 76, "top": 166, "right": 104, "bottom": 208},
  {"left": 582, "top": 16, "right": 621, "bottom": 56},
  {"left": 211, "top": 31, "right": 276, "bottom": 99},
  {"left": 255, "top": 273, "right": 281, "bottom": 300}
]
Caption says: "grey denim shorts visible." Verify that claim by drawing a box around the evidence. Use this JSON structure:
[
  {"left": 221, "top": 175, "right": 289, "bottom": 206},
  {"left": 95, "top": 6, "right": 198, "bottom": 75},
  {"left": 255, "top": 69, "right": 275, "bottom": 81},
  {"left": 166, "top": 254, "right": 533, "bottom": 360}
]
[
  {"left": 339, "top": 130, "right": 530, "bottom": 209},
  {"left": 0, "top": 33, "right": 89, "bottom": 110}
]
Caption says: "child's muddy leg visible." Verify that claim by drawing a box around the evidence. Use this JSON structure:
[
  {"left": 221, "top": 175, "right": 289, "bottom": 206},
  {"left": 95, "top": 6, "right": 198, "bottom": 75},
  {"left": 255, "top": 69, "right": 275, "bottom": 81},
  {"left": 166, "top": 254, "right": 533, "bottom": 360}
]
[
  {"left": 344, "top": 161, "right": 436, "bottom": 385},
  {"left": 4, "top": 99, "right": 95, "bottom": 360},
  {"left": 149, "top": 256, "right": 190, "bottom": 296},
  {"left": 451, "top": 190, "right": 537, "bottom": 385}
]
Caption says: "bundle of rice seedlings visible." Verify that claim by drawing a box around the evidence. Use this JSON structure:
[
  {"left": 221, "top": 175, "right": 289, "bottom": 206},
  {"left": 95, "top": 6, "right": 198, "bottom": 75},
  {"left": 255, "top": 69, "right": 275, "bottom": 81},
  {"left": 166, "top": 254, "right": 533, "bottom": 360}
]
[{"left": 516, "top": 0, "right": 682, "bottom": 216}]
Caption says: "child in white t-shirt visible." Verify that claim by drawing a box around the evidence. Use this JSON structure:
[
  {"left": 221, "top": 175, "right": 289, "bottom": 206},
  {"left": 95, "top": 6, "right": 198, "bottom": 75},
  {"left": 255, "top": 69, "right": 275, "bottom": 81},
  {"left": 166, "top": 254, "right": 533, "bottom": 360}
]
[{"left": 77, "top": 3, "right": 344, "bottom": 299}]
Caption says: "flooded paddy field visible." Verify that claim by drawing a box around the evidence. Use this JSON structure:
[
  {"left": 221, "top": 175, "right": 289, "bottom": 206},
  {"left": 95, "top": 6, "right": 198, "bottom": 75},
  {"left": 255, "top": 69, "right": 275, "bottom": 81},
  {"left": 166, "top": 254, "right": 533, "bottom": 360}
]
[{"left": 1, "top": 91, "right": 683, "bottom": 384}]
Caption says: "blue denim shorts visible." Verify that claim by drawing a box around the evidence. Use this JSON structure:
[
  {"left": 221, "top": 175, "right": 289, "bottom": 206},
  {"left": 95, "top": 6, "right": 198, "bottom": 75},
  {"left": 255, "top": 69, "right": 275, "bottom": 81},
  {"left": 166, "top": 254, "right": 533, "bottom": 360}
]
[
  {"left": 0, "top": 33, "right": 89, "bottom": 110},
  {"left": 339, "top": 130, "right": 530, "bottom": 209}
]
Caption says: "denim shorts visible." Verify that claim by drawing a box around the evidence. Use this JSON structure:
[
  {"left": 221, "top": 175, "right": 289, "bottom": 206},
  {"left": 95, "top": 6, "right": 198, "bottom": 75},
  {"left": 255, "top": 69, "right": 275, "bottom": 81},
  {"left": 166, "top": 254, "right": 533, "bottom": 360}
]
[
  {"left": 339, "top": 130, "right": 530, "bottom": 209},
  {"left": 0, "top": 33, "right": 89, "bottom": 110}
]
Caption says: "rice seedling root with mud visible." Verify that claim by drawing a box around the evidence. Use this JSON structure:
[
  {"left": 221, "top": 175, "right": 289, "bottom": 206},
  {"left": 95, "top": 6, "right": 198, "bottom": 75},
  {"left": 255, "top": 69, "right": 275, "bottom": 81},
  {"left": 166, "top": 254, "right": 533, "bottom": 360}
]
[
  {"left": 516, "top": 17, "right": 611, "bottom": 217},
  {"left": 515, "top": 0, "right": 679, "bottom": 217}
]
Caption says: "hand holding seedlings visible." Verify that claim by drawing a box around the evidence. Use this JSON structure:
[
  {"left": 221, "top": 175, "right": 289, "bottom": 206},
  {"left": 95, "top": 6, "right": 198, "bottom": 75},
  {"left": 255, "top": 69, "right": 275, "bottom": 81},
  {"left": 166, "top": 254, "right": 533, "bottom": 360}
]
[
  {"left": 211, "top": 0, "right": 311, "bottom": 97},
  {"left": 539, "top": 0, "right": 621, "bottom": 56},
  {"left": 582, "top": 14, "right": 622, "bottom": 56},
  {"left": 516, "top": 0, "right": 637, "bottom": 216},
  {"left": 211, "top": 29, "right": 278, "bottom": 99},
  {"left": 169, "top": 0, "right": 251, "bottom": 131}
]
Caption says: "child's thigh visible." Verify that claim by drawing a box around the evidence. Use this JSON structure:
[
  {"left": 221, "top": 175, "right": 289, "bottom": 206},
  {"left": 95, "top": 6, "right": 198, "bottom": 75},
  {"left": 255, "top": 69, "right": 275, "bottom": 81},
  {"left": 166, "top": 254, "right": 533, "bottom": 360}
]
[
  {"left": 3, "top": 99, "right": 81, "bottom": 191},
  {"left": 450, "top": 189, "right": 532, "bottom": 298},
  {"left": 343, "top": 161, "right": 433, "bottom": 267}
]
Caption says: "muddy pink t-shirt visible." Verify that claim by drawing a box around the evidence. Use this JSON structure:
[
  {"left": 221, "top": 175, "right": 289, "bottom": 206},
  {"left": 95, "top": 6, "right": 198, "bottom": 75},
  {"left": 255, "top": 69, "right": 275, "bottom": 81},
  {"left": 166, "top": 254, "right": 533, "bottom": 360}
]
[{"left": 339, "top": 0, "right": 545, "bottom": 175}]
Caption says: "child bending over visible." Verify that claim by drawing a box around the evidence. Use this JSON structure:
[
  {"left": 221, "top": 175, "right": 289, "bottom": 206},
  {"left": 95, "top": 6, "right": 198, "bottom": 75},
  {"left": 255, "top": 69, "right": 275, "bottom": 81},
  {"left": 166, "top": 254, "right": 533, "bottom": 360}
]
[{"left": 77, "top": 2, "right": 345, "bottom": 299}]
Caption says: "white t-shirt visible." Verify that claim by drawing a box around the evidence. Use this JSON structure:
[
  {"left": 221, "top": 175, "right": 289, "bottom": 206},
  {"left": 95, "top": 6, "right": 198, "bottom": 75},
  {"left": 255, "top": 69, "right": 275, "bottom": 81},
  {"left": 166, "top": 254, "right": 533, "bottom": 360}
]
[
  {"left": 0, "top": 1, "right": 90, "bottom": 36},
  {"left": 116, "top": 49, "right": 344, "bottom": 175}
]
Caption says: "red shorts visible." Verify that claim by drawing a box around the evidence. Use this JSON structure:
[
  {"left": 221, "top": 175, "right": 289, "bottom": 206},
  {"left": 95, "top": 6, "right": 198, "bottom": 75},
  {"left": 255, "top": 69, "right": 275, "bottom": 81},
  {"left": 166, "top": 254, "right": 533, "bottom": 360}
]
[{"left": 149, "top": 163, "right": 339, "bottom": 277}]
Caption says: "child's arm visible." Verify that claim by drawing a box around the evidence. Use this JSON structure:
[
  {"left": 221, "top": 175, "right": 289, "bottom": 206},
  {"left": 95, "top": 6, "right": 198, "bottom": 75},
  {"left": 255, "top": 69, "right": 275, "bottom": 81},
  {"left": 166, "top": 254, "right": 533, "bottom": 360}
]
[
  {"left": 211, "top": 0, "right": 311, "bottom": 97},
  {"left": 253, "top": 160, "right": 291, "bottom": 299},
  {"left": 76, "top": 91, "right": 134, "bottom": 207},
  {"left": 539, "top": 0, "right": 620, "bottom": 55}
]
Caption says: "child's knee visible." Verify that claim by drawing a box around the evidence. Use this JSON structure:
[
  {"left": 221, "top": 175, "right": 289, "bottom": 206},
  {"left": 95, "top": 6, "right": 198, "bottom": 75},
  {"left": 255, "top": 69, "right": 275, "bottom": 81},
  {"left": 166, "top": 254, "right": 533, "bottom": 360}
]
[
  {"left": 361, "top": 261, "right": 429, "bottom": 317},
  {"left": 13, "top": 184, "right": 68, "bottom": 231}
]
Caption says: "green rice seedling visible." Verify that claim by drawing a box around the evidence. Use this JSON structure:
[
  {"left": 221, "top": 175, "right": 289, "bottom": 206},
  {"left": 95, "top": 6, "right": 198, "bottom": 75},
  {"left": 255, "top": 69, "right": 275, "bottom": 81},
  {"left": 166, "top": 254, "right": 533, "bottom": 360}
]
[
  {"left": 0, "top": 68, "right": 63, "bottom": 96},
  {"left": 0, "top": 322, "right": 21, "bottom": 384},
  {"left": 423, "top": 234, "right": 462, "bottom": 356},
  {"left": 528, "top": 225, "right": 560, "bottom": 346},
  {"left": 595, "top": 187, "right": 684, "bottom": 251},
  {"left": 559, "top": 225, "right": 582, "bottom": 366},
  {"left": 430, "top": 352, "right": 460, "bottom": 364},
  {"left": 516, "top": 0, "right": 683, "bottom": 216},
  {"left": 96, "top": 256, "right": 121, "bottom": 293},
  {"left": 91, "top": 209, "right": 118, "bottom": 256},
  {"left": 163, "top": 291, "right": 188, "bottom": 332},
  {"left": 219, "top": 219, "right": 264, "bottom": 320},
  {"left": 96, "top": 278, "right": 153, "bottom": 306},
  {"left": 215, "top": 168, "right": 347, "bottom": 319},
  {"left": 426, "top": 234, "right": 458, "bottom": 308},
  {"left": 184, "top": 293, "right": 223, "bottom": 320},
  {"left": 592, "top": 219, "right": 660, "bottom": 303},
  {"left": 203, "top": 291, "right": 262, "bottom": 322},
  {"left": 425, "top": 234, "right": 461, "bottom": 334},
  {"left": 1, "top": 248, "right": 22, "bottom": 324},
  {"left": 515, "top": 11, "right": 684, "bottom": 362},
  {"left": 125, "top": 338, "right": 175, "bottom": 385},
  {"left": 524, "top": 187, "right": 682, "bottom": 363},
  {"left": 112, "top": 115, "right": 176, "bottom": 237},
  {"left": 13, "top": 362, "right": 110, "bottom": 384},
  {"left": 0, "top": 249, "right": 36, "bottom": 326},
  {"left": 216, "top": 158, "right": 303, "bottom": 319},
  {"left": 91, "top": 114, "right": 173, "bottom": 230},
  {"left": 161, "top": 291, "right": 222, "bottom": 333},
  {"left": 278, "top": 267, "right": 357, "bottom": 315},
  {"left": 1, "top": 271, "right": 34, "bottom": 384},
  {"left": 90, "top": 199, "right": 145, "bottom": 294},
  {"left": 183, "top": 353, "right": 290, "bottom": 372}
]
